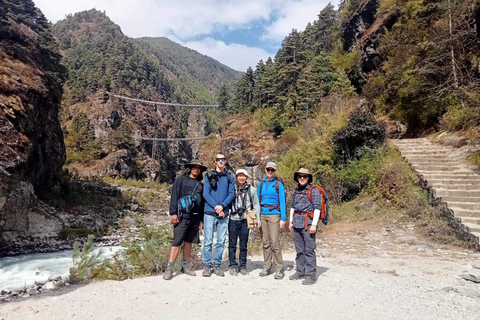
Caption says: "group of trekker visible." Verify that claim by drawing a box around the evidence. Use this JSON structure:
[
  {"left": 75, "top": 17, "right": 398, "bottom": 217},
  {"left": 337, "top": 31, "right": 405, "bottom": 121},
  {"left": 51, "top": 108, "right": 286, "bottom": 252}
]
[{"left": 164, "top": 153, "right": 327, "bottom": 286}]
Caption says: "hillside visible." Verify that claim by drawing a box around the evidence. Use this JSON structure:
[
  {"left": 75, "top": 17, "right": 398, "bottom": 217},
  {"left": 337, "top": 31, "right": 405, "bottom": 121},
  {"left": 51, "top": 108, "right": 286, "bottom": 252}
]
[
  {"left": 51, "top": 9, "right": 229, "bottom": 183},
  {"left": 136, "top": 37, "right": 242, "bottom": 104},
  {"left": 229, "top": 0, "right": 480, "bottom": 136}
]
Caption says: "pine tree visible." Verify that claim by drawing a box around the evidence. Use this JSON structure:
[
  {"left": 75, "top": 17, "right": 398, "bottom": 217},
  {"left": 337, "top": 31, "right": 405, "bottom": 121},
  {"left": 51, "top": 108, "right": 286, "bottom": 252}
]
[{"left": 218, "top": 84, "right": 230, "bottom": 112}]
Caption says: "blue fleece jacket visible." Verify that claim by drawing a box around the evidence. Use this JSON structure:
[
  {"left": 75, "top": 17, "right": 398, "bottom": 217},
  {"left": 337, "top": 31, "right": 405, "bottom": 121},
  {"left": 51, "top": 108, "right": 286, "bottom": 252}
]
[
  {"left": 257, "top": 177, "right": 286, "bottom": 221},
  {"left": 203, "top": 170, "right": 235, "bottom": 216}
]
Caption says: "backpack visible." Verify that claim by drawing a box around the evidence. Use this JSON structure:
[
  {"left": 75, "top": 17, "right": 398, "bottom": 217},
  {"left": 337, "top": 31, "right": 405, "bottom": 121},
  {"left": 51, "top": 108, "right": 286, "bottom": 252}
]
[
  {"left": 293, "top": 184, "right": 329, "bottom": 229},
  {"left": 206, "top": 170, "right": 232, "bottom": 189},
  {"left": 306, "top": 184, "right": 329, "bottom": 225},
  {"left": 259, "top": 177, "right": 287, "bottom": 211},
  {"left": 177, "top": 181, "right": 200, "bottom": 220}
]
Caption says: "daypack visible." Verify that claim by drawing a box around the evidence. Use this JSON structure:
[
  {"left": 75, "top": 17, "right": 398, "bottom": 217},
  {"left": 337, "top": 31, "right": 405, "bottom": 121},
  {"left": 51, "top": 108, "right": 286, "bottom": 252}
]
[
  {"left": 294, "top": 184, "right": 329, "bottom": 228},
  {"left": 259, "top": 177, "right": 287, "bottom": 211},
  {"left": 177, "top": 182, "right": 200, "bottom": 220},
  {"left": 206, "top": 170, "right": 232, "bottom": 189}
]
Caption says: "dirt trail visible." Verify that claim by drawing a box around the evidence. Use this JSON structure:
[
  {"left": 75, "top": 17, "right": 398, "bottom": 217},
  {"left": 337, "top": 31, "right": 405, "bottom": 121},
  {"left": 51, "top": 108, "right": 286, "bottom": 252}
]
[{"left": 1, "top": 221, "right": 479, "bottom": 320}]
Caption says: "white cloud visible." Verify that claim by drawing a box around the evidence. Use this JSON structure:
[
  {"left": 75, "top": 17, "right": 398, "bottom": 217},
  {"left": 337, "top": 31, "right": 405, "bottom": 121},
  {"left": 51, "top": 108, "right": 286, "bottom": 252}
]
[
  {"left": 262, "top": 0, "right": 336, "bottom": 42},
  {"left": 33, "top": 0, "right": 339, "bottom": 70},
  {"left": 35, "top": 0, "right": 286, "bottom": 38},
  {"left": 177, "top": 37, "right": 274, "bottom": 71}
]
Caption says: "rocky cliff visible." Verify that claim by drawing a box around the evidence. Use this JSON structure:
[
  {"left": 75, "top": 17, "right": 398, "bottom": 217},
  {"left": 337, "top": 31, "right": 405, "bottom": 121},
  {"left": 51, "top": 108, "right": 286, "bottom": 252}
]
[
  {"left": 341, "top": 0, "right": 398, "bottom": 91},
  {"left": 0, "top": 0, "right": 67, "bottom": 250}
]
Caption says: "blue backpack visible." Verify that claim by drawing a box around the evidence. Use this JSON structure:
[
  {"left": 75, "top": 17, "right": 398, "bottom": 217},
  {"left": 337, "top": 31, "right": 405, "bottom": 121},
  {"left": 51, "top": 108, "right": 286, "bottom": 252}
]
[{"left": 177, "top": 182, "right": 199, "bottom": 220}]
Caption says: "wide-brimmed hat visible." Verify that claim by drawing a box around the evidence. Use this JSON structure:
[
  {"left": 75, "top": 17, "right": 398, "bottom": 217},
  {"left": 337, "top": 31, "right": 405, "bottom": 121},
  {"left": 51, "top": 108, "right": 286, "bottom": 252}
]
[
  {"left": 185, "top": 159, "right": 207, "bottom": 172},
  {"left": 294, "top": 168, "right": 313, "bottom": 184},
  {"left": 235, "top": 169, "right": 249, "bottom": 177}
]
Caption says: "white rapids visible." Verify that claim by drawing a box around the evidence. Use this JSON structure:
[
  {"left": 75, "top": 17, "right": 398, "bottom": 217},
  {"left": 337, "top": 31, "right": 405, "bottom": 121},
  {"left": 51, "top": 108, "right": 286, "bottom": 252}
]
[{"left": 0, "top": 246, "right": 122, "bottom": 291}]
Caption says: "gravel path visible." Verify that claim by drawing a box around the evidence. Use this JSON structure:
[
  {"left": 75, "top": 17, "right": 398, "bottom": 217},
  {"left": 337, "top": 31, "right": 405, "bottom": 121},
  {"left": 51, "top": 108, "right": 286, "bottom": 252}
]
[{"left": 1, "top": 222, "right": 479, "bottom": 320}]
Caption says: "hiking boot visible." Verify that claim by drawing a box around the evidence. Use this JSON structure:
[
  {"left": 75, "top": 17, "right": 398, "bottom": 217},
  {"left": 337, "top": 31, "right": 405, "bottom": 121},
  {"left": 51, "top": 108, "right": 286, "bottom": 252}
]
[
  {"left": 181, "top": 265, "right": 196, "bottom": 276},
  {"left": 214, "top": 265, "right": 225, "bottom": 277},
  {"left": 202, "top": 265, "right": 214, "bottom": 277},
  {"left": 229, "top": 267, "right": 238, "bottom": 276},
  {"left": 259, "top": 269, "right": 272, "bottom": 277},
  {"left": 302, "top": 277, "right": 316, "bottom": 285},
  {"left": 163, "top": 268, "right": 173, "bottom": 280},
  {"left": 239, "top": 268, "right": 248, "bottom": 275},
  {"left": 289, "top": 272, "right": 305, "bottom": 280},
  {"left": 274, "top": 271, "right": 285, "bottom": 280}
]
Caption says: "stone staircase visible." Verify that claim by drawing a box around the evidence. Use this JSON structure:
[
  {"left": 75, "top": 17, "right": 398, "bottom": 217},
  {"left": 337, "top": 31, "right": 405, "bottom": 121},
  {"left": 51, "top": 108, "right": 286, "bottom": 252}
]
[{"left": 391, "top": 138, "right": 480, "bottom": 246}]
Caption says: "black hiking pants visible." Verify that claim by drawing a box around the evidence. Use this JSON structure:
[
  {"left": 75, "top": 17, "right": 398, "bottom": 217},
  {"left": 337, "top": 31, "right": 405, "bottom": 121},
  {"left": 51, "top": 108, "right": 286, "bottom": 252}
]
[{"left": 228, "top": 219, "right": 249, "bottom": 270}]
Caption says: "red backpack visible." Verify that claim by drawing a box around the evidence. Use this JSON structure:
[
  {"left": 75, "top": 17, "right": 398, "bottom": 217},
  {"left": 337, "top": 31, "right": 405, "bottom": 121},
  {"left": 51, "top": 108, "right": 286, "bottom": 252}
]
[{"left": 294, "top": 184, "right": 329, "bottom": 229}]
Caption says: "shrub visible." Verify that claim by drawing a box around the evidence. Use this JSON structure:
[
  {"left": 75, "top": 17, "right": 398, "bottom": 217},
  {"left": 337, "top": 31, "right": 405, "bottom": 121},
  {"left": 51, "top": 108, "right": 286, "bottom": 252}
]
[
  {"left": 69, "top": 234, "right": 101, "bottom": 284},
  {"left": 332, "top": 108, "right": 386, "bottom": 164},
  {"left": 334, "top": 149, "right": 379, "bottom": 201}
]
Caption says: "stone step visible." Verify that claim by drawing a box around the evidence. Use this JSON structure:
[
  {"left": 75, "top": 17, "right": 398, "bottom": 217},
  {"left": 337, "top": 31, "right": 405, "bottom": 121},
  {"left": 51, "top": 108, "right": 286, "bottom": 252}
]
[
  {"left": 431, "top": 184, "right": 480, "bottom": 191},
  {"left": 414, "top": 165, "right": 471, "bottom": 172},
  {"left": 396, "top": 146, "right": 452, "bottom": 151},
  {"left": 440, "top": 195, "right": 480, "bottom": 203},
  {"left": 451, "top": 208, "right": 480, "bottom": 218},
  {"left": 402, "top": 150, "right": 455, "bottom": 155},
  {"left": 446, "top": 201, "right": 480, "bottom": 211},
  {"left": 408, "top": 160, "right": 463, "bottom": 166},
  {"left": 390, "top": 139, "right": 432, "bottom": 145},
  {"left": 458, "top": 216, "right": 480, "bottom": 225},
  {"left": 404, "top": 155, "right": 465, "bottom": 161},
  {"left": 419, "top": 173, "right": 480, "bottom": 180},
  {"left": 463, "top": 222, "right": 480, "bottom": 233},
  {"left": 436, "top": 189, "right": 480, "bottom": 198}
]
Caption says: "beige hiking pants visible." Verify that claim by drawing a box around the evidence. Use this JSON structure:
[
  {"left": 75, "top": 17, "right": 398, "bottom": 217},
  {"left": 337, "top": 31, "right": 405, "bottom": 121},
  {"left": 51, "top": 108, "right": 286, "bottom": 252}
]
[{"left": 260, "top": 214, "right": 284, "bottom": 272}]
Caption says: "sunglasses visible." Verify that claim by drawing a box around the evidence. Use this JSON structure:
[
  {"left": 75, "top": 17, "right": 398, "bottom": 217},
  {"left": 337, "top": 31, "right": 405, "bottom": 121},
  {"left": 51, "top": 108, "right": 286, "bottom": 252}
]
[
  {"left": 216, "top": 158, "right": 226, "bottom": 162},
  {"left": 266, "top": 168, "right": 276, "bottom": 172},
  {"left": 297, "top": 175, "right": 309, "bottom": 179}
]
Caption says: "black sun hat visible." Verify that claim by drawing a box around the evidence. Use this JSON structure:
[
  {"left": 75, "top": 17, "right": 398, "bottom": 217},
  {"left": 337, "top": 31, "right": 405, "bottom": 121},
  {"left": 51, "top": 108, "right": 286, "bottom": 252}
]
[{"left": 185, "top": 159, "right": 208, "bottom": 172}]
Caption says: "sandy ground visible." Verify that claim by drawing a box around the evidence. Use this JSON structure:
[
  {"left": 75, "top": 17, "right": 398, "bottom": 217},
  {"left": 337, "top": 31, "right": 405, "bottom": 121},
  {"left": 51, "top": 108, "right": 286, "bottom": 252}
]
[{"left": 1, "top": 222, "right": 480, "bottom": 320}]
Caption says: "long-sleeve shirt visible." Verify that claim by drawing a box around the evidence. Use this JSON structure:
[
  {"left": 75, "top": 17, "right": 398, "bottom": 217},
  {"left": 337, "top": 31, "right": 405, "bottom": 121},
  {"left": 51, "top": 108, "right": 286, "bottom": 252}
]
[
  {"left": 169, "top": 175, "right": 204, "bottom": 220},
  {"left": 203, "top": 170, "right": 235, "bottom": 216},
  {"left": 290, "top": 184, "right": 322, "bottom": 228},
  {"left": 257, "top": 177, "right": 286, "bottom": 221},
  {"left": 230, "top": 184, "right": 261, "bottom": 222}
]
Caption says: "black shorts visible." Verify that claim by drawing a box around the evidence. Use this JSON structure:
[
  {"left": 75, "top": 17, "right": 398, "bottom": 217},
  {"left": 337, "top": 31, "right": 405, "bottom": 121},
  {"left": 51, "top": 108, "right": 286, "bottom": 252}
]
[{"left": 172, "top": 214, "right": 200, "bottom": 246}]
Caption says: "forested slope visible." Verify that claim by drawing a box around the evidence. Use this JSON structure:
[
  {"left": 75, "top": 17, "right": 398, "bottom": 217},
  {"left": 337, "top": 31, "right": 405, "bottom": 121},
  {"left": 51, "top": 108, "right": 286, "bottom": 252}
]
[
  {"left": 229, "top": 0, "right": 480, "bottom": 135},
  {"left": 136, "top": 37, "right": 241, "bottom": 104}
]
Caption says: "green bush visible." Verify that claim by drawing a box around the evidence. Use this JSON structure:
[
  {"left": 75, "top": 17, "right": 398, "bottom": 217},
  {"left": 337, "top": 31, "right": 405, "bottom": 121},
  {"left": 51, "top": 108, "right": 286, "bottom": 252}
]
[
  {"left": 335, "top": 148, "right": 379, "bottom": 201},
  {"left": 69, "top": 234, "right": 101, "bottom": 284},
  {"left": 332, "top": 108, "right": 386, "bottom": 164}
]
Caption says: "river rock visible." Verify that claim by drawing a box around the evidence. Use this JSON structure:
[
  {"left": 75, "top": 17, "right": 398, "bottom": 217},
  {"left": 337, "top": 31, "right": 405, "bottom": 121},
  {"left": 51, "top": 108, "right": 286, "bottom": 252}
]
[
  {"left": 48, "top": 275, "right": 62, "bottom": 282},
  {"left": 26, "top": 287, "right": 40, "bottom": 296},
  {"left": 43, "top": 281, "right": 56, "bottom": 290}
]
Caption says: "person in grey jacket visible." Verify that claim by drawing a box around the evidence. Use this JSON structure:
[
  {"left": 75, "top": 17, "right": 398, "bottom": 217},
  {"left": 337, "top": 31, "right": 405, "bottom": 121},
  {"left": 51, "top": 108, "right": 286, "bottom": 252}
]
[{"left": 228, "top": 169, "right": 260, "bottom": 276}]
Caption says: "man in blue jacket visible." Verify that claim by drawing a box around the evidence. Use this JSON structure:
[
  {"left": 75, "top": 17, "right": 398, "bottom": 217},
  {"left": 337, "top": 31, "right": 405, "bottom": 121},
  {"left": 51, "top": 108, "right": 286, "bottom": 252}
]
[
  {"left": 257, "top": 161, "right": 286, "bottom": 279},
  {"left": 202, "top": 153, "right": 235, "bottom": 277}
]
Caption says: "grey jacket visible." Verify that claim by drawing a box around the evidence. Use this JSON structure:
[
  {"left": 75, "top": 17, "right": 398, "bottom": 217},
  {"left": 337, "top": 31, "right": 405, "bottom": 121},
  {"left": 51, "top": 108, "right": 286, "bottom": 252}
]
[{"left": 230, "top": 184, "right": 260, "bottom": 222}]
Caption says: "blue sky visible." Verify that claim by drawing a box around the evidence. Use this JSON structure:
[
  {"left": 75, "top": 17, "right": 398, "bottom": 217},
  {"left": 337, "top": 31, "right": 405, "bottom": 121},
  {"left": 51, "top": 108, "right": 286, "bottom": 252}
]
[{"left": 35, "top": 0, "right": 339, "bottom": 71}]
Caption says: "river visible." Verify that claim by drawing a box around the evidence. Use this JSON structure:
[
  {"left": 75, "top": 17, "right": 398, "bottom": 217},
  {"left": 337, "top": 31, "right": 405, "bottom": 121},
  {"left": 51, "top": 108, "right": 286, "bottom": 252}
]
[{"left": 0, "top": 247, "right": 122, "bottom": 291}]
